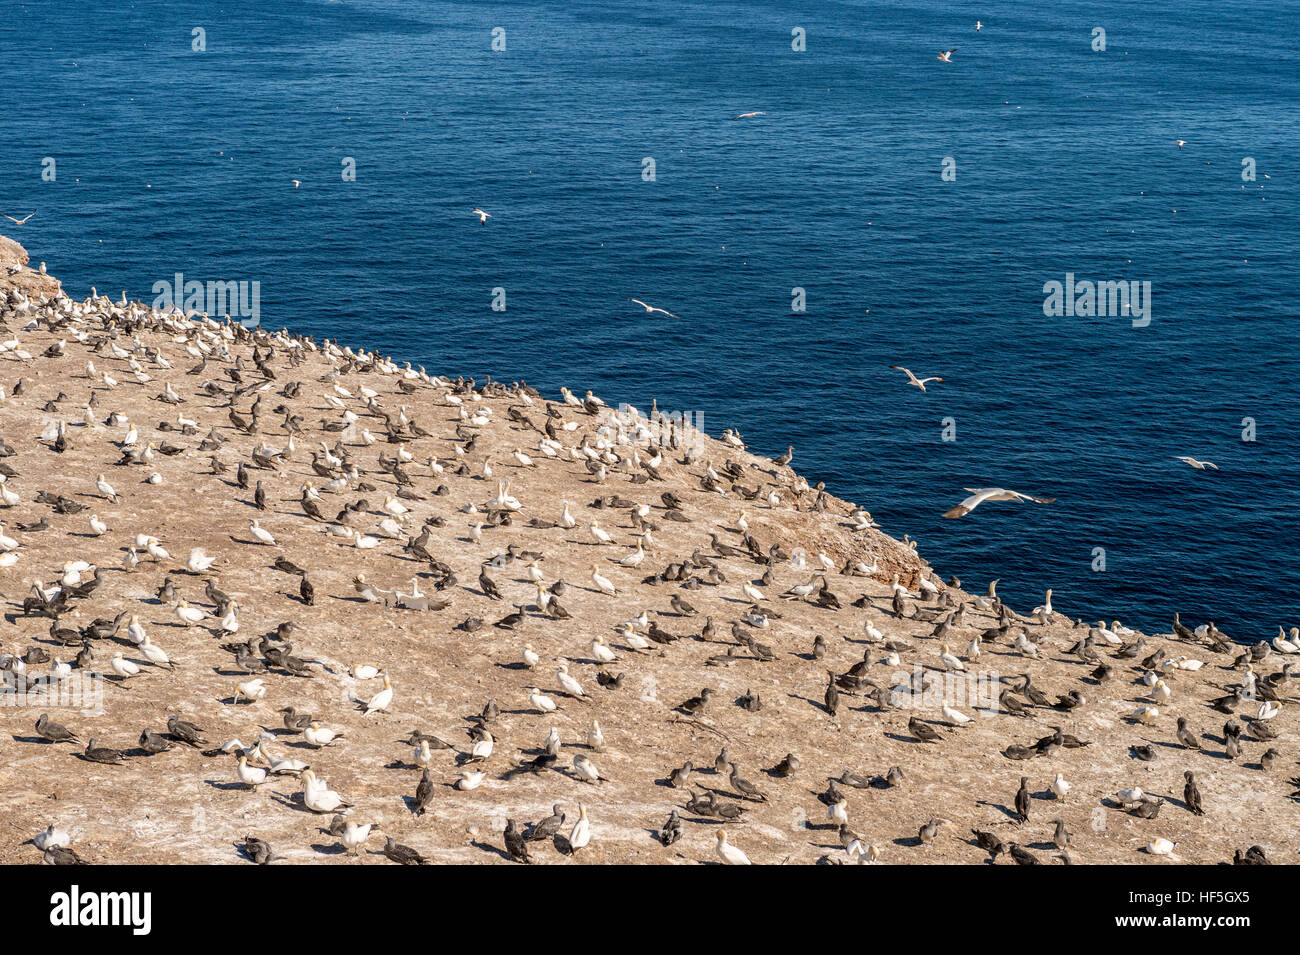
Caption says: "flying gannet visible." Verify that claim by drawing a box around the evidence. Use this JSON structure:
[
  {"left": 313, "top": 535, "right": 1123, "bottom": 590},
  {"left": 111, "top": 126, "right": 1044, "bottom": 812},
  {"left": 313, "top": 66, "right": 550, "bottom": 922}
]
[
  {"left": 628, "top": 299, "right": 680, "bottom": 319},
  {"left": 889, "top": 365, "right": 944, "bottom": 391},
  {"left": 943, "top": 487, "right": 1056, "bottom": 519}
]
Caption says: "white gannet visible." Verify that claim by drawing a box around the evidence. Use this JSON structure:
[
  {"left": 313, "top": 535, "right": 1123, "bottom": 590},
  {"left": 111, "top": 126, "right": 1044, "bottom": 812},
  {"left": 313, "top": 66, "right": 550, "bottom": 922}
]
[
  {"left": 362, "top": 674, "right": 393, "bottom": 714},
  {"left": 300, "top": 770, "right": 350, "bottom": 812},
  {"left": 236, "top": 754, "right": 268, "bottom": 789},
  {"left": 591, "top": 635, "right": 617, "bottom": 663},
  {"left": 249, "top": 519, "right": 277, "bottom": 545},
  {"left": 33, "top": 824, "right": 70, "bottom": 851},
  {"left": 186, "top": 547, "right": 217, "bottom": 573},
  {"left": 569, "top": 804, "right": 591, "bottom": 851},
  {"left": 1174, "top": 456, "right": 1218, "bottom": 470},
  {"left": 455, "top": 770, "right": 485, "bottom": 790},
  {"left": 936, "top": 49, "right": 957, "bottom": 62},
  {"left": 715, "top": 829, "right": 751, "bottom": 864},
  {"left": 305, "top": 721, "right": 343, "bottom": 747},
  {"left": 557, "top": 665, "right": 586, "bottom": 698},
  {"left": 234, "top": 677, "right": 267, "bottom": 703},
  {"left": 472, "top": 207, "right": 491, "bottom": 224},
  {"left": 944, "top": 487, "right": 1056, "bottom": 519},
  {"left": 732, "top": 111, "right": 766, "bottom": 119},
  {"left": 572, "top": 753, "right": 600, "bottom": 783},
  {"left": 590, "top": 565, "right": 616, "bottom": 595},
  {"left": 889, "top": 365, "right": 943, "bottom": 391},
  {"left": 2, "top": 211, "right": 35, "bottom": 225},
  {"left": 530, "top": 687, "right": 557, "bottom": 712},
  {"left": 628, "top": 298, "right": 680, "bottom": 319},
  {"left": 341, "top": 821, "right": 374, "bottom": 854},
  {"left": 109, "top": 652, "right": 141, "bottom": 680}
]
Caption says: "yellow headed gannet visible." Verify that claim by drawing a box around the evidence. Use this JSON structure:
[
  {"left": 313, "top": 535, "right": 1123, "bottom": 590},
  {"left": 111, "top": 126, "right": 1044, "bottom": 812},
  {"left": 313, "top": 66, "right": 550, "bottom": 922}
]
[
  {"left": 715, "top": 829, "right": 751, "bottom": 864},
  {"left": 943, "top": 487, "right": 1056, "bottom": 519}
]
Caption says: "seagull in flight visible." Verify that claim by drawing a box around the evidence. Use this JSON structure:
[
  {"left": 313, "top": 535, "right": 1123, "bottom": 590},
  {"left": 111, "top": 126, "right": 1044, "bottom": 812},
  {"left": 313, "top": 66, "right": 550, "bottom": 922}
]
[
  {"left": 1176, "top": 140, "right": 1186, "bottom": 150},
  {"left": 733, "top": 111, "right": 766, "bottom": 120},
  {"left": 3, "top": 211, "right": 35, "bottom": 225},
  {"left": 629, "top": 299, "right": 680, "bottom": 319},
  {"left": 937, "top": 49, "right": 957, "bottom": 62},
  {"left": 1175, "top": 456, "right": 1218, "bottom": 470},
  {"left": 944, "top": 488, "right": 1056, "bottom": 519},
  {"left": 889, "top": 365, "right": 943, "bottom": 391},
  {"left": 472, "top": 208, "right": 491, "bottom": 225}
]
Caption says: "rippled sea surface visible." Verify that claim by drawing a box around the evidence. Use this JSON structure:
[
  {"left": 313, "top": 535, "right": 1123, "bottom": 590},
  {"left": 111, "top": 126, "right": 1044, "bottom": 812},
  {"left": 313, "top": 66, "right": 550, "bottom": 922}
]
[{"left": 3, "top": 0, "right": 1297, "bottom": 637}]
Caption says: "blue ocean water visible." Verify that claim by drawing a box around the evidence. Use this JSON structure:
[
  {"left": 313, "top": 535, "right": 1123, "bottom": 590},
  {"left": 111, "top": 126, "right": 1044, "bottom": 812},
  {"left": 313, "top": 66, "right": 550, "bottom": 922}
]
[{"left": 2, "top": 0, "right": 1296, "bottom": 638}]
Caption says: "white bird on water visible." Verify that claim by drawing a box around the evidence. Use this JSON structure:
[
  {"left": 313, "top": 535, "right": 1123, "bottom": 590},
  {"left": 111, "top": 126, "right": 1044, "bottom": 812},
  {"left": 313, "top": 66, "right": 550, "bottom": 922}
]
[
  {"left": 943, "top": 487, "right": 1056, "bottom": 519},
  {"left": 889, "top": 365, "right": 944, "bottom": 391},
  {"left": 628, "top": 298, "right": 680, "bottom": 319}
]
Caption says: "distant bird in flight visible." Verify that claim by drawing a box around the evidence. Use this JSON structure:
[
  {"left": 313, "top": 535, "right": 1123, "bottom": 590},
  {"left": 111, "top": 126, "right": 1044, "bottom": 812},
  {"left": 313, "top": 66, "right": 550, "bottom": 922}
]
[
  {"left": 889, "top": 365, "right": 943, "bottom": 391},
  {"left": 733, "top": 111, "right": 766, "bottom": 120},
  {"left": 1176, "top": 140, "right": 1186, "bottom": 149},
  {"left": 1175, "top": 456, "right": 1218, "bottom": 470},
  {"left": 291, "top": 180, "right": 301, "bottom": 189},
  {"left": 975, "top": 21, "right": 983, "bottom": 30},
  {"left": 629, "top": 299, "right": 680, "bottom": 319},
  {"left": 937, "top": 49, "right": 957, "bottom": 62},
  {"left": 3, "top": 211, "right": 35, "bottom": 225},
  {"left": 472, "top": 208, "right": 491, "bottom": 225},
  {"left": 944, "top": 488, "right": 1056, "bottom": 519}
]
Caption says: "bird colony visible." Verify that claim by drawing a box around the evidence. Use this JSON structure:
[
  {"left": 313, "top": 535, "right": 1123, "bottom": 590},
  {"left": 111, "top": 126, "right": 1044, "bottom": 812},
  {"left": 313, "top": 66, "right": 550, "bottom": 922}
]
[{"left": 0, "top": 246, "right": 1291, "bottom": 865}]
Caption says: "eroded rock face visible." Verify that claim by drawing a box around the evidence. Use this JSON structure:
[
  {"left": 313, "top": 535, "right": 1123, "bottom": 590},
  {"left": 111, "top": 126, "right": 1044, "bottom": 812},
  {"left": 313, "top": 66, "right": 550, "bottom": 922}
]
[{"left": 0, "top": 234, "right": 61, "bottom": 298}]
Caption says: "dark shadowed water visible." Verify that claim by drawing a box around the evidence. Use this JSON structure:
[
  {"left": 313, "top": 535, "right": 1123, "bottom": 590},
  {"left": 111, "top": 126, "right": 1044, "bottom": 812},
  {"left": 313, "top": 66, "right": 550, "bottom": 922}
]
[{"left": 3, "top": 0, "right": 1297, "bottom": 637}]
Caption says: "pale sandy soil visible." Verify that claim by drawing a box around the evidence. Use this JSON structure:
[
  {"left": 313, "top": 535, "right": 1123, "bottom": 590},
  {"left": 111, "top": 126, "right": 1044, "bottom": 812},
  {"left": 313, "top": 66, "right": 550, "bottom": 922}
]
[{"left": 0, "top": 237, "right": 1291, "bottom": 865}]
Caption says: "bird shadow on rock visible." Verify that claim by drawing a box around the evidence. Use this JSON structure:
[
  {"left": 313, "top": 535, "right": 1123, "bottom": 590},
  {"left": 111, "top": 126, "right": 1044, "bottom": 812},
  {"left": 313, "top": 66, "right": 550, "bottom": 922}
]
[
  {"left": 976, "top": 800, "right": 1021, "bottom": 822},
  {"left": 892, "top": 836, "right": 924, "bottom": 847},
  {"left": 269, "top": 791, "right": 328, "bottom": 814},
  {"left": 884, "top": 732, "right": 923, "bottom": 744},
  {"left": 205, "top": 780, "right": 250, "bottom": 792},
  {"left": 470, "top": 839, "right": 514, "bottom": 862},
  {"left": 310, "top": 842, "right": 347, "bottom": 855},
  {"left": 787, "top": 693, "right": 829, "bottom": 714},
  {"left": 12, "top": 735, "right": 55, "bottom": 745}
]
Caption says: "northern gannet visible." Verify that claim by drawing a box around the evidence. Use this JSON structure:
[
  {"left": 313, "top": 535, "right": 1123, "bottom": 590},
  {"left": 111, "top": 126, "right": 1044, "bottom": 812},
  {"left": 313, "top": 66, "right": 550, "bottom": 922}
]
[
  {"left": 715, "top": 829, "right": 751, "bottom": 864},
  {"left": 889, "top": 365, "right": 944, "bottom": 390},
  {"left": 943, "top": 487, "right": 1056, "bottom": 519},
  {"left": 628, "top": 298, "right": 680, "bottom": 319}
]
